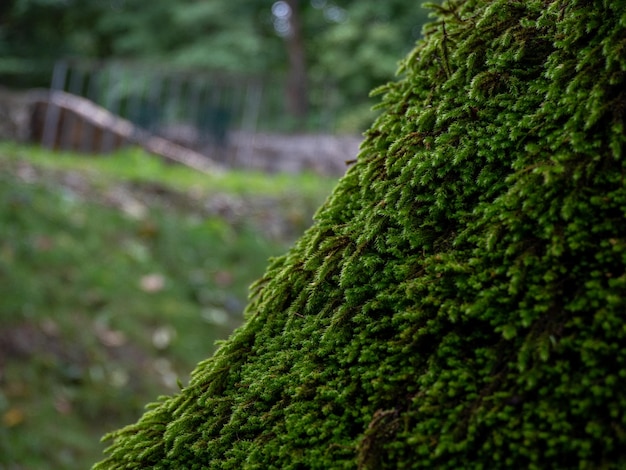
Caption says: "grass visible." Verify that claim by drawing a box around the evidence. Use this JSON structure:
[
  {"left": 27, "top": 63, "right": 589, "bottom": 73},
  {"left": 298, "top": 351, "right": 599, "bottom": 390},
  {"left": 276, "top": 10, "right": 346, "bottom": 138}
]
[
  {"left": 0, "top": 142, "right": 339, "bottom": 469},
  {"left": 0, "top": 141, "right": 335, "bottom": 199}
]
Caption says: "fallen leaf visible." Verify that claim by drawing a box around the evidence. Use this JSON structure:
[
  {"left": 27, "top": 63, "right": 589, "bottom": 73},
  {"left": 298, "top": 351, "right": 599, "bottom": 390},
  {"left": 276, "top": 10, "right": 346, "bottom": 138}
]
[
  {"left": 95, "top": 324, "right": 127, "bottom": 347},
  {"left": 213, "top": 270, "right": 234, "bottom": 288},
  {"left": 152, "top": 325, "right": 176, "bottom": 350},
  {"left": 54, "top": 396, "right": 72, "bottom": 415},
  {"left": 140, "top": 273, "right": 166, "bottom": 293},
  {"left": 3, "top": 408, "right": 25, "bottom": 427},
  {"left": 33, "top": 235, "right": 54, "bottom": 251}
]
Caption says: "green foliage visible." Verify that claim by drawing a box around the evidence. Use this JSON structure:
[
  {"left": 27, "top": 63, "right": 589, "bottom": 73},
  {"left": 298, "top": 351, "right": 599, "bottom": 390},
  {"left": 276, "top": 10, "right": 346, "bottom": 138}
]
[
  {"left": 94, "top": 0, "right": 626, "bottom": 468},
  {"left": 95, "top": 0, "right": 279, "bottom": 73},
  {"left": 0, "top": 145, "right": 334, "bottom": 469},
  {"left": 308, "top": 0, "right": 432, "bottom": 130},
  {"left": 0, "top": 142, "right": 336, "bottom": 204},
  {"left": 0, "top": 0, "right": 432, "bottom": 130}
]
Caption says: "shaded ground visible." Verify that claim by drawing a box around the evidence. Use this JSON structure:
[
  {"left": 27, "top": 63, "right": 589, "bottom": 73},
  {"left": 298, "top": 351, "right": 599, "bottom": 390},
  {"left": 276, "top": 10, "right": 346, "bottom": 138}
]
[
  {"left": 8, "top": 157, "right": 320, "bottom": 242},
  {"left": 0, "top": 146, "right": 338, "bottom": 469}
]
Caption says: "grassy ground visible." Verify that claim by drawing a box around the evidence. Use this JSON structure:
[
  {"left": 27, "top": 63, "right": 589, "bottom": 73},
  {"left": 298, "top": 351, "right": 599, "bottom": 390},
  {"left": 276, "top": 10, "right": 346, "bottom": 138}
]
[{"left": 0, "top": 142, "right": 339, "bottom": 469}]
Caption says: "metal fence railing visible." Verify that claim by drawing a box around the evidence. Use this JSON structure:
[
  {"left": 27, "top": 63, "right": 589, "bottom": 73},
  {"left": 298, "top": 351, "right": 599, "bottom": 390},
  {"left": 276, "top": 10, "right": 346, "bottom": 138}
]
[{"left": 41, "top": 60, "right": 341, "bottom": 157}]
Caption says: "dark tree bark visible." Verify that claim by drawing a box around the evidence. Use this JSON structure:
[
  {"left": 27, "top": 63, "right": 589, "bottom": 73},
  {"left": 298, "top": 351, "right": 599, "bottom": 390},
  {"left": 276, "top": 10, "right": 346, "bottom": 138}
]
[{"left": 285, "top": 0, "right": 308, "bottom": 124}]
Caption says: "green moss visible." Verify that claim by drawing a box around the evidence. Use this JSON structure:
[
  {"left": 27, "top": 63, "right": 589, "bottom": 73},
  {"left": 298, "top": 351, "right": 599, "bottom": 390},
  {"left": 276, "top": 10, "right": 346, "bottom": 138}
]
[{"left": 94, "top": 0, "right": 626, "bottom": 468}]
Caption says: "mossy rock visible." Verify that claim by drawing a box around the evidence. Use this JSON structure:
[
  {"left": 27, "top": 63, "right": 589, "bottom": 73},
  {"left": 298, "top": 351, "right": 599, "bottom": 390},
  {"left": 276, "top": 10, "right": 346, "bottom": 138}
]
[{"left": 94, "top": 1, "right": 626, "bottom": 468}]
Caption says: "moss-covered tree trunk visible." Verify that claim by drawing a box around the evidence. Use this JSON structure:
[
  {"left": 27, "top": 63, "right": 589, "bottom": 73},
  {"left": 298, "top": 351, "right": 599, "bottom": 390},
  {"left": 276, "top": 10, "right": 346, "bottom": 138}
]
[{"left": 94, "top": 1, "right": 626, "bottom": 468}]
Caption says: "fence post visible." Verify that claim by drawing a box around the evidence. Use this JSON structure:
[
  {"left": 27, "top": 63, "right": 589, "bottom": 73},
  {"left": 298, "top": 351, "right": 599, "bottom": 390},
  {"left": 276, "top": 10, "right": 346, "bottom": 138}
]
[
  {"left": 60, "top": 64, "right": 85, "bottom": 151},
  {"left": 81, "top": 62, "right": 99, "bottom": 152},
  {"left": 237, "top": 78, "right": 263, "bottom": 166},
  {"left": 100, "top": 64, "right": 123, "bottom": 152},
  {"left": 42, "top": 61, "right": 68, "bottom": 149}
]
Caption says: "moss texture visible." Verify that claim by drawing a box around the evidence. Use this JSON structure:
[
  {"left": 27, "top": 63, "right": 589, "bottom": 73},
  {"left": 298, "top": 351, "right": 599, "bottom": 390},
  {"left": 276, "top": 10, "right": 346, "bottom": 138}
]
[{"left": 94, "top": 0, "right": 626, "bottom": 468}]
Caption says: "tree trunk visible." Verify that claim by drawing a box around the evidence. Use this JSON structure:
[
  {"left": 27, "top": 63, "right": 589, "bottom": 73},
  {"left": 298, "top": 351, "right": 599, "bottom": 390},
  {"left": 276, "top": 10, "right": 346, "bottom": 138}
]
[{"left": 285, "top": 0, "right": 308, "bottom": 125}]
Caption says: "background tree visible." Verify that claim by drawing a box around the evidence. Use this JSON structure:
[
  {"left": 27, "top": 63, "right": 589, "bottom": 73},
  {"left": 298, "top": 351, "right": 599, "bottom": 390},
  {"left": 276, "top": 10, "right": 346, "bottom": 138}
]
[
  {"left": 307, "top": 0, "right": 430, "bottom": 129},
  {"left": 0, "top": 0, "right": 432, "bottom": 131},
  {"left": 0, "top": 0, "right": 109, "bottom": 86}
]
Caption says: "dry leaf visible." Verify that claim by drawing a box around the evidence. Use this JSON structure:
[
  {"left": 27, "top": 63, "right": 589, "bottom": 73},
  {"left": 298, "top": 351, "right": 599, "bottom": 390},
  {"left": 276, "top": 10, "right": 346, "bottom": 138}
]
[
  {"left": 3, "top": 408, "right": 25, "bottom": 427},
  {"left": 140, "top": 273, "right": 166, "bottom": 293}
]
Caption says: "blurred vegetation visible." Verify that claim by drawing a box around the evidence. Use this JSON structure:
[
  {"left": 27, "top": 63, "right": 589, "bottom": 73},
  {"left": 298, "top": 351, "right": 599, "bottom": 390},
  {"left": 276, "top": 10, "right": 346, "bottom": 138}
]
[
  {"left": 0, "top": 142, "right": 338, "bottom": 469},
  {"left": 0, "top": 0, "right": 434, "bottom": 132}
]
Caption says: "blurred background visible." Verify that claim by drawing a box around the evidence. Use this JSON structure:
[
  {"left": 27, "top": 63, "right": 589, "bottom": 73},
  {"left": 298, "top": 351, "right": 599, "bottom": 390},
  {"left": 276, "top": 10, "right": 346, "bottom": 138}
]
[
  {"left": 0, "top": 0, "right": 432, "bottom": 132},
  {"left": 0, "top": 1, "right": 435, "bottom": 468}
]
